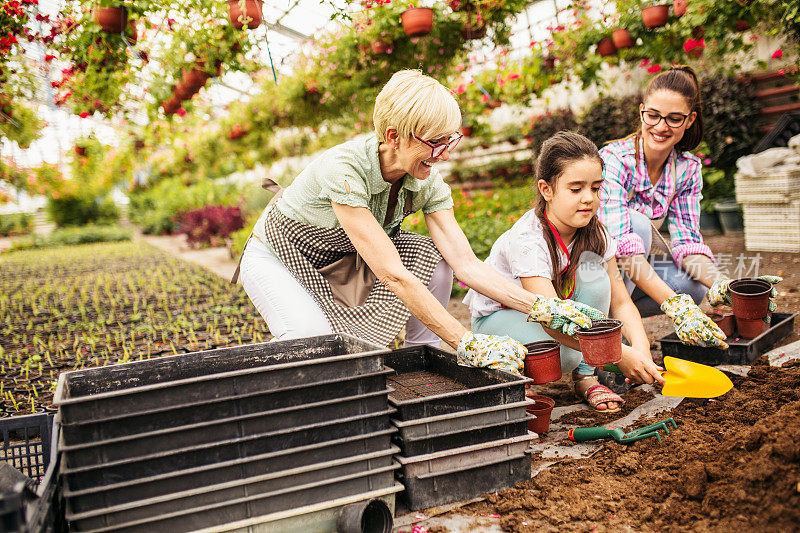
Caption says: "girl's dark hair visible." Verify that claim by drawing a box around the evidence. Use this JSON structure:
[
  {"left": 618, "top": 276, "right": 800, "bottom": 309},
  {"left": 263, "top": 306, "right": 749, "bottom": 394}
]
[
  {"left": 534, "top": 131, "right": 607, "bottom": 299},
  {"left": 632, "top": 65, "right": 704, "bottom": 153}
]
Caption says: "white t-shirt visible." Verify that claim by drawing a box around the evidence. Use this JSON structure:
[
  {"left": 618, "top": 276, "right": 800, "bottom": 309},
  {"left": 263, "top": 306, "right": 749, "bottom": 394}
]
[{"left": 463, "top": 209, "right": 617, "bottom": 317}]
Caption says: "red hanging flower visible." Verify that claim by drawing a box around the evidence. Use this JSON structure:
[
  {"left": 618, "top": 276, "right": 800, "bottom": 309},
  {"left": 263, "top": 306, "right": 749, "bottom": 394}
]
[
  {"left": 647, "top": 64, "right": 662, "bottom": 73},
  {"left": 79, "top": 111, "right": 89, "bottom": 118},
  {"left": 772, "top": 49, "right": 783, "bottom": 59}
]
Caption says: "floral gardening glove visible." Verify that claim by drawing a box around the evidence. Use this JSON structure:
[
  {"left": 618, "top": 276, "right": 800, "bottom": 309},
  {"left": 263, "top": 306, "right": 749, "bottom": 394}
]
[
  {"left": 708, "top": 275, "right": 782, "bottom": 323},
  {"left": 661, "top": 293, "right": 729, "bottom": 349},
  {"left": 526, "top": 294, "right": 607, "bottom": 337},
  {"left": 456, "top": 332, "right": 526, "bottom": 375}
]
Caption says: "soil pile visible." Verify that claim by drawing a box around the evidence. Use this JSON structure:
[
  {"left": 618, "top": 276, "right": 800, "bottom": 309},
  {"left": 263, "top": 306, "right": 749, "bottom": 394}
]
[{"left": 464, "top": 359, "right": 800, "bottom": 532}]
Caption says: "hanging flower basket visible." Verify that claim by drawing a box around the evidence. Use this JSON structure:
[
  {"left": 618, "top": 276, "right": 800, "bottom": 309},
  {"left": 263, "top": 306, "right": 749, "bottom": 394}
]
[
  {"left": 229, "top": 123, "right": 246, "bottom": 139},
  {"left": 641, "top": 5, "right": 669, "bottom": 28},
  {"left": 597, "top": 37, "right": 617, "bottom": 57},
  {"left": 162, "top": 96, "right": 181, "bottom": 115},
  {"left": 93, "top": 6, "right": 127, "bottom": 33},
  {"left": 173, "top": 82, "right": 198, "bottom": 102},
  {"left": 461, "top": 125, "right": 474, "bottom": 137},
  {"left": 227, "top": 0, "right": 263, "bottom": 30},
  {"left": 673, "top": 0, "right": 687, "bottom": 17},
  {"left": 612, "top": 28, "right": 634, "bottom": 49},
  {"left": 74, "top": 146, "right": 86, "bottom": 156},
  {"left": 460, "top": 22, "right": 486, "bottom": 40},
  {"left": 400, "top": 8, "right": 434, "bottom": 37}
]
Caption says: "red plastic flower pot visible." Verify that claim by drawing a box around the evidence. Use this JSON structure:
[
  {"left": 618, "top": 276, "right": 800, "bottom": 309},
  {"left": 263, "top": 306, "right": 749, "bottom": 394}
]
[
  {"left": 93, "top": 6, "right": 127, "bottom": 33},
  {"left": 673, "top": 0, "right": 688, "bottom": 17},
  {"left": 576, "top": 319, "right": 623, "bottom": 366},
  {"left": 526, "top": 394, "right": 555, "bottom": 435},
  {"left": 523, "top": 340, "right": 562, "bottom": 385},
  {"left": 460, "top": 126, "right": 474, "bottom": 137},
  {"left": 182, "top": 68, "right": 211, "bottom": 90},
  {"left": 710, "top": 313, "right": 735, "bottom": 338},
  {"left": 597, "top": 37, "right": 617, "bottom": 57},
  {"left": 162, "top": 96, "right": 181, "bottom": 115},
  {"left": 735, "top": 316, "right": 769, "bottom": 339},
  {"left": 612, "top": 28, "right": 635, "bottom": 49},
  {"left": 641, "top": 5, "right": 669, "bottom": 28},
  {"left": 729, "top": 278, "right": 772, "bottom": 320},
  {"left": 227, "top": 0, "right": 263, "bottom": 30},
  {"left": 400, "top": 7, "right": 434, "bottom": 37}
]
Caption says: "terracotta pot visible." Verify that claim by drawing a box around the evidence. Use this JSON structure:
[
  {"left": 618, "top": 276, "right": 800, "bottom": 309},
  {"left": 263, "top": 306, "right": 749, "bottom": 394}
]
[
  {"left": 523, "top": 340, "right": 562, "bottom": 384},
  {"left": 710, "top": 313, "right": 735, "bottom": 337},
  {"left": 597, "top": 37, "right": 617, "bottom": 57},
  {"left": 486, "top": 99, "right": 502, "bottom": 109},
  {"left": 460, "top": 23, "right": 486, "bottom": 40},
  {"left": 93, "top": 6, "right": 127, "bottom": 33},
  {"left": 735, "top": 19, "right": 751, "bottom": 31},
  {"left": 612, "top": 28, "right": 635, "bottom": 49},
  {"left": 526, "top": 394, "right": 555, "bottom": 435},
  {"left": 173, "top": 82, "right": 197, "bottom": 101},
  {"left": 370, "top": 40, "right": 390, "bottom": 54},
  {"left": 735, "top": 317, "right": 769, "bottom": 339},
  {"left": 577, "top": 319, "right": 623, "bottom": 366},
  {"left": 134, "top": 139, "right": 145, "bottom": 150},
  {"left": 400, "top": 7, "right": 434, "bottom": 37},
  {"left": 74, "top": 146, "right": 86, "bottom": 156},
  {"left": 673, "top": 0, "right": 688, "bottom": 17},
  {"left": 729, "top": 278, "right": 772, "bottom": 320},
  {"left": 227, "top": 0, "right": 263, "bottom": 30},
  {"left": 641, "top": 5, "right": 669, "bottom": 28},
  {"left": 182, "top": 68, "right": 210, "bottom": 90},
  {"left": 162, "top": 95, "right": 181, "bottom": 115},
  {"left": 229, "top": 123, "right": 246, "bottom": 139},
  {"left": 460, "top": 126, "right": 474, "bottom": 137}
]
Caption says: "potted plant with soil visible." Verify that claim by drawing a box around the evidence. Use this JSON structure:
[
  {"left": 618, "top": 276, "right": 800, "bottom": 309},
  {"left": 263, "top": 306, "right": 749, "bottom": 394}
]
[{"left": 93, "top": 2, "right": 127, "bottom": 33}]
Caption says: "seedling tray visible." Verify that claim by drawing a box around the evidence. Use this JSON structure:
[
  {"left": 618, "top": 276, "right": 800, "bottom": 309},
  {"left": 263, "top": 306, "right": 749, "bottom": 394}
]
[
  {"left": 60, "top": 369, "right": 392, "bottom": 446},
  {"left": 399, "top": 453, "right": 531, "bottom": 511},
  {"left": 63, "top": 430, "right": 396, "bottom": 515},
  {"left": 384, "top": 346, "right": 530, "bottom": 420},
  {"left": 396, "top": 417, "right": 531, "bottom": 457},
  {"left": 0, "top": 413, "right": 54, "bottom": 483},
  {"left": 396, "top": 433, "right": 533, "bottom": 478},
  {"left": 54, "top": 334, "right": 386, "bottom": 425},
  {"left": 61, "top": 409, "right": 395, "bottom": 492},
  {"left": 392, "top": 399, "right": 532, "bottom": 441},
  {"left": 70, "top": 463, "right": 400, "bottom": 532},
  {"left": 66, "top": 450, "right": 399, "bottom": 530},
  {"left": 659, "top": 312, "right": 796, "bottom": 365},
  {"left": 60, "top": 389, "right": 391, "bottom": 469}
]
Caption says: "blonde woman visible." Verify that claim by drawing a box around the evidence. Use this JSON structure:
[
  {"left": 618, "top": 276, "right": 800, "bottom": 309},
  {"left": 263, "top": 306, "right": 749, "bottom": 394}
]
[{"left": 238, "top": 70, "right": 604, "bottom": 372}]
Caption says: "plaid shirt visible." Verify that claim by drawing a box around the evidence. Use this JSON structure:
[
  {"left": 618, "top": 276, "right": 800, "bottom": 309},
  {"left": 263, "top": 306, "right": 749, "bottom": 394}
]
[{"left": 598, "top": 137, "right": 714, "bottom": 267}]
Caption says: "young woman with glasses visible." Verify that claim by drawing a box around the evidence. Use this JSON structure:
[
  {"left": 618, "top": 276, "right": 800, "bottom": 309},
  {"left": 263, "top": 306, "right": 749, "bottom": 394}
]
[
  {"left": 236, "top": 70, "right": 605, "bottom": 374},
  {"left": 596, "top": 66, "right": 781, "bottom": 369}
]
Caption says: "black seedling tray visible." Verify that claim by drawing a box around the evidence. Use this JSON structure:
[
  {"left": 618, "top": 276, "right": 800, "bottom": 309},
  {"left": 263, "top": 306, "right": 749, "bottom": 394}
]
[
  {"left": 1, "top": 413, "right": 54, "bottom": 483},
  {"left": 392, "top": 400, "right": 531, "bottom": 441},
  {"left": 396, "top": 417, "right": 531, "bottom": 457},
  {"left": 70, "top": 464, "right": 399, "bottom": 533},
  {"left": 60, "top": 369, "right": 392, "bottom": 446},
  {"left": 55, "top": 334, "right": 386, "bottom": 425},
  {"left": 659, "top": 312, "right": 796, "bottom": 365},
  {"left": 383, "top": 346, "right": 530, "bottom": 420},
  {"left": 60, "top": 390, "right": 391, "bottom": 469},
  {"left": 61, "top": 409, "right": 394, "bottom": 492},
  {"left": 65, "top": 449, "right": 398, "bottom": 530},
  {"left": 399, "top": 453, "right": 531, "bottom": 511},
  {"left": 63, "top": 430, "right": 396, "bottom": 515}
]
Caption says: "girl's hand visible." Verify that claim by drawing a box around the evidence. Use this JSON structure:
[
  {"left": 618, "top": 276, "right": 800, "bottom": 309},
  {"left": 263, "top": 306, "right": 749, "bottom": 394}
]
[
  {"left": 617, "top": 344, "right": 665, "bottom": 385},
  {"left": 456, "top": 332, "right": 526, "bottom": 375},
  {"left": 708, "top": 275, "right": 782, "bottom": 323},
  {"left": 526, "top": 295, "right": 607, "bottom": 337},
  {"left": 661, "top": 294, "right": 728, "bottom": 349}
]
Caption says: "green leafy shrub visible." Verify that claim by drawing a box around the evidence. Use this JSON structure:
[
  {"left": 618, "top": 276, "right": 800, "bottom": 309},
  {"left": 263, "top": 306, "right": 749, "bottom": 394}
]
[
  {"left": 0, "top": 213, "right": 33, "bottom": 236},
  {"left": 46, "top": 195, "right": 119, "bottom": 227},
  {"left": 9, "top": 224, "right": 132, "bottom": 251},
  {"left": 579, "top": 94, "right": 642, "bottom": 148},
  {"left": 526, "top": 109, "right": 580, "bottom": 154}
]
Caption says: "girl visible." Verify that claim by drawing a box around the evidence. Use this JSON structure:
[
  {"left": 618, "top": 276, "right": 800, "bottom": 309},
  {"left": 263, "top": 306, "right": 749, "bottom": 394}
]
[
  {"left": 465, "top": 131, "right": 664, "bottom": 412},
  {"left": 597, "top": 66, "right": 780, "bottom": 353}
]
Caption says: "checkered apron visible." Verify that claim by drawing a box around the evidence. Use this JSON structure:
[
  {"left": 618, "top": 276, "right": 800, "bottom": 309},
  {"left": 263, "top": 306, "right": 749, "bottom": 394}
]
[{"left": 262, "top": 208, "right": 443, "bottom": 346}]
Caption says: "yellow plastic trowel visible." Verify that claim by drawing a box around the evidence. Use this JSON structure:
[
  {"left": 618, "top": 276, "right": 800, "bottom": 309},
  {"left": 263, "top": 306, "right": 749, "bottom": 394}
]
[{"left": 604, "top": 356, "right": 734, "bottom": 398}]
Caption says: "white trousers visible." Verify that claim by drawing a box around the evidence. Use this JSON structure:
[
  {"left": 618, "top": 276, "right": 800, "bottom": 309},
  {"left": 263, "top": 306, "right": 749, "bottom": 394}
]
[{"left": 240, "top": 237, "right": 453, "bottom": 348}]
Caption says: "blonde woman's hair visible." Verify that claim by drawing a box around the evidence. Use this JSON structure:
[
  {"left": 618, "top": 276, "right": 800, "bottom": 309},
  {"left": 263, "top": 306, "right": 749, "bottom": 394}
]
[{"left": 373, "top": 70, "right": 461, "bottom": 143}]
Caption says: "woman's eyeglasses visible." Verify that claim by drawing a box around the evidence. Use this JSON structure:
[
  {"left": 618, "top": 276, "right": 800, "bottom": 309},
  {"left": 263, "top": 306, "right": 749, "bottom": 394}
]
[
  {"left": 641, "top": 108, "right": 690, "bottom": 128},
  {"left": 413, "top": 133, "right": 463, "bottom": 158}
]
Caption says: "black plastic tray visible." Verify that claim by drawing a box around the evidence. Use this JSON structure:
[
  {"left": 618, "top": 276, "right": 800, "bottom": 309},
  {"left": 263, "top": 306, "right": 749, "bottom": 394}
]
[
  {"left": 60, "top": 369, "right": 392, "bottom": 446},
  {"left": 61, "top": 409, "right": 395, "bottom": 492},
  {"left": 70, "top": 464, "right": 399, "bottom": 532},
  {"left": 65, "top": 449, "right": 399, "bottom": 530},
  {"left": 54, "top": 334, "right": 386, "bottom": 425},
  {"left": 399, "top": 453, "right": 531, "bottom": 511},
  {"left": 659, "top": 312, "right": 796, "bottom": 365},
  {"left": 383, "top": 346, "right": 530, "bottom": 420},
  {"left": 60, "top": 390, "right": 391, "bottom": 469},
  {"left": 1, "top": 413, "right": 54, "bottom": 483},
  {"left": 63, "top": 430, "right": 396, "bottom": 515},
  {"left": 396, "top": 417, "right": 531, "bottom": 457}
]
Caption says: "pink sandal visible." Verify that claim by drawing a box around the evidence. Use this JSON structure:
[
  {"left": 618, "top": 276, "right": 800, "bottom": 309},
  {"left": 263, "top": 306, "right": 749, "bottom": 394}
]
[{"left": 573, "top": 374, "right": 625, "bottom": 413}]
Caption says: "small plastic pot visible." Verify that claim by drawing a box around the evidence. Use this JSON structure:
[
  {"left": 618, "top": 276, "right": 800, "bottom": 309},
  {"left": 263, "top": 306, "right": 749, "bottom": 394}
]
[
  {"left": 596, "top": 37, "right": 617, "bottom": 57},
  {"left": 576, "top": 319, "right": 623, "bottom": 366},
  {"left": 729, "top": 278, "right": 772, "bottom": 320},
  {"left": 523, "top": 340, "right": 562, "bottom": 385},
  {"left": 641, "top": 4, "right": 669, "bottom": 28},
  {"left": 400, "top": 7, "right": 434, "bottom": 37},
  {"left": 612, "top": 28, "right": 635, "bottom": 49},
  {"left": 337, "top": 499, "right": 392, "bottom": 533},
  {"left": 526, "top": 394, "right": 555, "bottom": 435},
  {"left": 710, "top": 313, "right": 735, "bottom": 337},
  {"left": 735, "top": 316, "right": 769, "bottom": 339}
]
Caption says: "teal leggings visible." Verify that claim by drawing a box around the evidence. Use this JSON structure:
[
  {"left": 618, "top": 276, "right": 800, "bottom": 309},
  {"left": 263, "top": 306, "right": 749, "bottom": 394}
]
[{"left": 472, "top": 262, "right": 611, "bottom": 377}]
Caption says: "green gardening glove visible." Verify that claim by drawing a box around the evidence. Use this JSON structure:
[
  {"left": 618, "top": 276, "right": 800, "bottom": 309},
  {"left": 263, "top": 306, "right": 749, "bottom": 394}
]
[
  {"left": 526, "top": 294, "right": 607, "bottom": 337},
  {"left": 456, "top": 332, "right": 526, "bottom": 375},
  {"left": 662, "top": 293, "right": 729, "bottom": 349},
  {"left": 707, "top": 275, "right": 782, "bottom": 323}
]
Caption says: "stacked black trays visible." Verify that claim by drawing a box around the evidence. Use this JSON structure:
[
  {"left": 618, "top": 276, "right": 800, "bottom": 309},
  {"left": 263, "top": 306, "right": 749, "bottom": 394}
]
[
  {"left": 384, "top": 346, "right": 533, "bottom": 510},
  {"left": 53, "top": 334, "right": 402, "bottom": 532}
]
